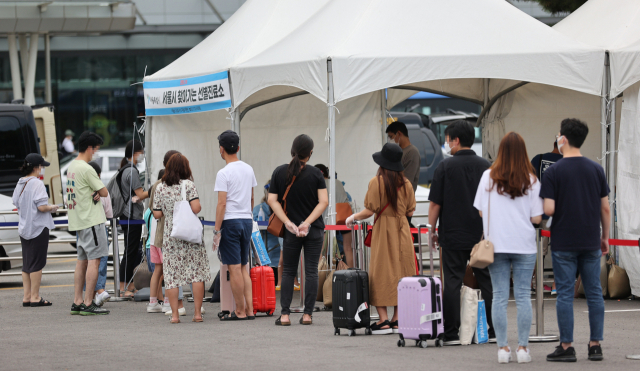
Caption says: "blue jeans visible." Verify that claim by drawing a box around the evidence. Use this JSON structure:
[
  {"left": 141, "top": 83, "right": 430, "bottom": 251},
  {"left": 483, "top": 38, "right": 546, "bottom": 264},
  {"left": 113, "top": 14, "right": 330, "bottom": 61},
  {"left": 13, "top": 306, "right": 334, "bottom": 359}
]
[
  {"left": 146, "top": 248, "right": 155, "bottom": 273},
  {"left": 552, "top": 249, "right": 604, "bottom": 343},
  {"left": 488, "top": 253, "right": 536, "bottom": 348}
]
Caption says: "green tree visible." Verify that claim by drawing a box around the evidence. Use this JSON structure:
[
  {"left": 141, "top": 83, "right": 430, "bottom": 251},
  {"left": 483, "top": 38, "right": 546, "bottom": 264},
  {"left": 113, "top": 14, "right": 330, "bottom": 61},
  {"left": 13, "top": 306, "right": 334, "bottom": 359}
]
[{"left": 525, "top": 0, "right": 587, "bottom": 14}]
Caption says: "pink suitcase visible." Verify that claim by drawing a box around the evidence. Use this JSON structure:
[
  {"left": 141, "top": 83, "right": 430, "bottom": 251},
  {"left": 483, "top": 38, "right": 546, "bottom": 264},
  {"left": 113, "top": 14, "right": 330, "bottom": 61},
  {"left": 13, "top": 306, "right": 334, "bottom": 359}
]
[
  {"left": 217, "top": 264, "right": 250, "bottom": 318},
  {"left": 397, "top": 224, "right": 445, "bottom": 348}
]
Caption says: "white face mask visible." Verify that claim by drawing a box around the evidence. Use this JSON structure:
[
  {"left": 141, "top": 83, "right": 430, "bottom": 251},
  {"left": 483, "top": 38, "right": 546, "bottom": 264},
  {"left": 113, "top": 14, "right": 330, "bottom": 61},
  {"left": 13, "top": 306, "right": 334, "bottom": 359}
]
[
  {"left": 556, "top": 135, "right": 565, "bottom": 154},
  {"left": 135, "top": 153, "right": 143, "bottom": 163},
  {"left": 92, "top": 149, "right": 100, "bottom": 161},
  {"left": 39, "top": 166, "right": 46, "bottom": 176},
  {"left": 443, "top": 141, "right": 451, "bottom": 154}
]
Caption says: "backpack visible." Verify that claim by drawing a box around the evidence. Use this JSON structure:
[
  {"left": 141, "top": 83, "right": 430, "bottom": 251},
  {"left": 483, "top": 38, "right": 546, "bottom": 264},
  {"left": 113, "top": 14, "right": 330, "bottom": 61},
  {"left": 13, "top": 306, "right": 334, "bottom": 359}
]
[{"left": 107, "top": 163, "right": 136, "bottom": 218}]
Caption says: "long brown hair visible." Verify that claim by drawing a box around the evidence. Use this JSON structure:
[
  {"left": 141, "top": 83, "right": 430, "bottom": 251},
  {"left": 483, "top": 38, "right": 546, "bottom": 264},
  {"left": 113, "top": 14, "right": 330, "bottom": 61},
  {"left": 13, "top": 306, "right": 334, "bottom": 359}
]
[
  {"left": 376, "top": 167, "right": 407, "bottom": 213},
  {"left": 489, "top": 132, "right": 536, "bottom": 199},
  {"left": 162, "top": 153, "right": 193, "bottom": 186}
]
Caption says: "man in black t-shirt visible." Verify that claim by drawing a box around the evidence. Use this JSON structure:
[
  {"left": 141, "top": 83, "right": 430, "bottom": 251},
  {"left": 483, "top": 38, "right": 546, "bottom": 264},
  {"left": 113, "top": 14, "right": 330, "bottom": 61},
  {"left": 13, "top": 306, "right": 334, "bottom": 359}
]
[
  {"left": 540, "top": 118, "right": 610, "bottom": 362},
  {"left": 428, "top": 120, "right": 495, "bottom": 345}
]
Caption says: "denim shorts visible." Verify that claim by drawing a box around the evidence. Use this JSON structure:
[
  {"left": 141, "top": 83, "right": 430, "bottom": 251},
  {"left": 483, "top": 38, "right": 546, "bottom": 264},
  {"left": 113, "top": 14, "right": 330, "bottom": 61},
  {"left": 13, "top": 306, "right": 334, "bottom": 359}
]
[{"left": 218, "top": 219, "right": 252, "bottom": 266}]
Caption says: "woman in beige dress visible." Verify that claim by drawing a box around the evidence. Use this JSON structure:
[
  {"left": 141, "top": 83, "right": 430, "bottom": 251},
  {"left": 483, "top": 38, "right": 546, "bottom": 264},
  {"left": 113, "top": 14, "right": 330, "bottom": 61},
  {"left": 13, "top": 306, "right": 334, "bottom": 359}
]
[{"left": 346, "top": 143, "right": 416, "bottom": 335}]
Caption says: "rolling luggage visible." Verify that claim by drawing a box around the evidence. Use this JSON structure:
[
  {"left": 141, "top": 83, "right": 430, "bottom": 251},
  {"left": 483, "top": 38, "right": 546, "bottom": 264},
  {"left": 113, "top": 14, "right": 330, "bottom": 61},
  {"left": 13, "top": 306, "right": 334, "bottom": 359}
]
[
  {"left": 251, "top": 265, "right": 276, "bottom": 316},
  {"left": 397, "top": 224, "right": 445, "bottom": 348},
  {"left": 332, "top": 268, "right": 372, "bottom": 336},
  {"left": 217, "top": 264, "right": 249, "bottom": 319}
]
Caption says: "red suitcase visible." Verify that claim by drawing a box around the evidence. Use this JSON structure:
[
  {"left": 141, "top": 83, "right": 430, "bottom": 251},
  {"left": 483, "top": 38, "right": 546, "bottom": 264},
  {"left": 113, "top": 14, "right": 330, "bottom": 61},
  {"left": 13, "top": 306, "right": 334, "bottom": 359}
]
[{"left": 251, "top": 266, "right": 276, "bottom": 316}]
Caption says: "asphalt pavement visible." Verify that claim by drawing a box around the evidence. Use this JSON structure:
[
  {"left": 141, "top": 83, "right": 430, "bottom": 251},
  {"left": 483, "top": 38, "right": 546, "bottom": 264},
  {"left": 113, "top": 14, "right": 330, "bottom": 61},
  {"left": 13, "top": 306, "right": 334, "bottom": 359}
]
[{"left": 1, "top": 242, "right": 640, "bottom": 371}]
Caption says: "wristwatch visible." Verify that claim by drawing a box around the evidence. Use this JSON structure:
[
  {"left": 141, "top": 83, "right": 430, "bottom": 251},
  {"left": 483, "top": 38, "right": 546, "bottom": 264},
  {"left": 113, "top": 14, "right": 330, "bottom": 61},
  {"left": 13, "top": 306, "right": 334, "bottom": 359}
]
[{"left": 213, "top": 229, "right": 222, "bottom": 235}]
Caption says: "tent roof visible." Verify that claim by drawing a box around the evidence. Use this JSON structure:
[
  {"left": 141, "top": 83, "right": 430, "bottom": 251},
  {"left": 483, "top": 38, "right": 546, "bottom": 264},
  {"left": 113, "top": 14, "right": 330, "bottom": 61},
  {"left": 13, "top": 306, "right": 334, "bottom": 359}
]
[
  {"left": 554, "top": 0, "right": 640, "bottom": 96},
  {"left": 232, "top": 0, "right": 605, "bottom": 108}
]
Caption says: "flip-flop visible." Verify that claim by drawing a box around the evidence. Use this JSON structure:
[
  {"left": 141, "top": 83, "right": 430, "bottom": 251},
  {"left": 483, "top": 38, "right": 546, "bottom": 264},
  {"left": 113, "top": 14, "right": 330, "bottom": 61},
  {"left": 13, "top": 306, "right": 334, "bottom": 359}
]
[
  {"left": 248, "top": 315, "right": 256, "bottom": 320},
  {"left": 220, "top": 311, "right": 248, "bottom": 321},
  {"left": 192, "top": 316, "right": 204, "bottom": 323},
  {"left": 121, "top": 290, "right": 136, "bottom": 298},
  {"left": 22, "top": 302, "right": 30, "bottom": 307},
  {"left": 170, "top": 318, "right": 181, "bottom": 324},
  {"left": 30, "top": 298, "right": 52, "bottom": 307}
]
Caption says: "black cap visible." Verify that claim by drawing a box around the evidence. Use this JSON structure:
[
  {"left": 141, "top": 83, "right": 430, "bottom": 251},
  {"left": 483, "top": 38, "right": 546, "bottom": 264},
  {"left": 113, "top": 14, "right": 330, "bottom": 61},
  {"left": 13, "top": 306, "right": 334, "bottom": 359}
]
[
  {"left": 25, "top": 153, "right": 50, "bottom": 167},
  {"left": 218, "top": 130, "right": 239, "bottom": 152},
  {"left": 372, "top": 143, "right": 404, "bottom": 172}
]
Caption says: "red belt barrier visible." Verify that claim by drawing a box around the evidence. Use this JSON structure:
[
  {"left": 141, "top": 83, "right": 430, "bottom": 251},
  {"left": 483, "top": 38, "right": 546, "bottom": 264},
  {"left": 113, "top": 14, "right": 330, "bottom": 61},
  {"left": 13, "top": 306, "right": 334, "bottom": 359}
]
[
  {"left": 323, "top": 225, "right": 430, "bottom": 234},
  {"left": 540, "top": 229, "right": 638, "bottom": 246}
]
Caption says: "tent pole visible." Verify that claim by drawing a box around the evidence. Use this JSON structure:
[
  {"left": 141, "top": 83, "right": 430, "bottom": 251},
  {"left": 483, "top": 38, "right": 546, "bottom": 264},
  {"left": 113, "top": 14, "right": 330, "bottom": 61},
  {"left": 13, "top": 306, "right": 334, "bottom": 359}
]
[
  {"left": 608, "top": 97, "right": 616, "bottom": 257},
  {"left": 233, "top": 109, "right": 241, "bottom": 159},
  {"left": 380, "top": 89, "right": 387, "bottom": 144},
  {"left": 8, "top": 34, "right": 22, "bottom": 100},
  {"left": 600, "top": 53, "right": 610, "bottom": 172},
  {"left": 327, "top": 58, "right": 336, "bottom": 270},
  {"left": 145, "top": 117, "right": 152, "bottom": 191},
  {"left": 483, "top": 78, "right": 489, "bottom": 107}
]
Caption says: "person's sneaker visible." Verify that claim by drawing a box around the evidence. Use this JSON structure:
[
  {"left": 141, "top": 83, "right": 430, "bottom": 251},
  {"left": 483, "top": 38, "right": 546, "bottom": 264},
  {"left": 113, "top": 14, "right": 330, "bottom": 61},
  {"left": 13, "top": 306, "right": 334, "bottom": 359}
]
[
  {"left": 94, "top": 291, "right": 110, "bottom": 307},
  {"left": 164, "top": 307, "right": 186, "bottom": 316},
  {"left": 498, "top": 348, "right": 512, "bottom": 364},
  {"left": 71, "top": 303, "right": 86, "bottom": 315},
  {"left": 370, "top": 320, "right": 393, "bottom": 335},
  {"left": 201, "top": 306, "right": 205, "bottom": 315},
  {"left": 588, "top": 344, "right": 604, "bottom": 361},
  {"left": 517, "top": 348, "right": 532, "bottom": 363},
  {"left": 544, "top": 285, "right": 552, "bottom": 293},
  {"left": 80, "top": 301, "right": 110, "bottom": 316},
  {"left": 147, "top": 302, "right": 163, "bottom": 313},
  {"left": 547, "top": 345, "right": 577, "bottom": 362},
  {"left": 443, "top": 337, "right": 461, "bottom": 346},
  {"left": 551, "top": 289, "right": 557, "bottom": 296},
  {"left": 294, "top": 284, "right": 301, "bottom": 291},
  {"left": 162, "top": 301, "right": 171, "bottom": 313}
]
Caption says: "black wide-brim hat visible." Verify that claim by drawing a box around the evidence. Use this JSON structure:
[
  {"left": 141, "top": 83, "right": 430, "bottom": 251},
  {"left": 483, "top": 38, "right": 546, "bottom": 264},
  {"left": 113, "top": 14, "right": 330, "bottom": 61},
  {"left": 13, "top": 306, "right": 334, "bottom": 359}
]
[{"left": 372, "top": 143, "right": 404, "bottom": 172}]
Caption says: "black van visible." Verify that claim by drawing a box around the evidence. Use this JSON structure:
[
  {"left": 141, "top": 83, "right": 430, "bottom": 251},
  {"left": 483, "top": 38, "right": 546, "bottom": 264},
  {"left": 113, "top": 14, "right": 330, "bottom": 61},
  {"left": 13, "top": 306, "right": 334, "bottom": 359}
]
[
  {"left": 0, "top": 104, "right": 40, "bottom": 196},
  {"left": 388, "top": 112, "right": 444, "bottom": 185}
]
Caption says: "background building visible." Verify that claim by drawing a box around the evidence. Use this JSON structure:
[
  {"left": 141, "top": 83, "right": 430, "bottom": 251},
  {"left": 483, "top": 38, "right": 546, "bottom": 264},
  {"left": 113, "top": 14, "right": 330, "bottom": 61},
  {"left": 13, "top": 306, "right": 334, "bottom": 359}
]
[{"left": 0, "top": 0, "right": 562, "bottom": 148}]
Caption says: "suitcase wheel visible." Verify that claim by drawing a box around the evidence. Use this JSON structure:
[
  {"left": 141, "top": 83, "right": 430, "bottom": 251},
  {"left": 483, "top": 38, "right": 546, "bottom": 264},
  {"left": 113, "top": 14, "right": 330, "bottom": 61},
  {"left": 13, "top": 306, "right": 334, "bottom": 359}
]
[
  {"left": 435, "top": 339, "right": 444, "bottom": 347},
  {"left": 365, "top": 327, "right": 372, "bottom": 336},
  {"left": 397, "top": 339, "right": 406, "bottom": 347},
  {"left": 417, "top": 340, "right": 428, "bottom": 349},
  {"left": 348, "top": 329, "right": 356, "bottom": 337},
  {"left": 334, "top": 328, "right": 340, "bottom": 336},
  {"left": 267, "top": 310, "right": 274, "bottom": 316}
]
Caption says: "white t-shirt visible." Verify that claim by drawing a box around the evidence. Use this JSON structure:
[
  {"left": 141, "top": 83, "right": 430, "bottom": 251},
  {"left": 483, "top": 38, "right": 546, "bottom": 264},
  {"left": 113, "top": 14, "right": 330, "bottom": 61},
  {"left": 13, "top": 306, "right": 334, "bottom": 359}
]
[
  {"left": 62, "top": 137, "right": 74, "bottom": 153},
  {"left": 473, "top": 170, "right": 544, "bottom": 254},
  {"left": 214, "top": 161, "right": 257, "bottom": 220}
]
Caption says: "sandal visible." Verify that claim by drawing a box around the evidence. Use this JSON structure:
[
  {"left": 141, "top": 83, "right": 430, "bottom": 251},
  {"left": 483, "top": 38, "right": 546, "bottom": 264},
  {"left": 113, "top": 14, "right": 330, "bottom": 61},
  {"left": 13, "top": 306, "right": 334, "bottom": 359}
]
[
  {"left": 30, "top": 298, "right": 52, "bottom": 307},
  {"left": 247, "top": 315, "right": 256, "bottom": 320},
  {"left": 22, "top": 302, "right": 30, "bottom": 307},
  {"left": 121, "top": 290, "right": 136, "bottom": 298},
  {"left": 275, "top": 316, "right": 291, "bottom": 326},
  {"left": 170, "top": 318, "right": 181, "bottom": 324},
  {"left": 192, "top": 316, "right": 204, "bottom": 323},
  {"left": 220, "top": 311, "right": 248, "bottom": 321},
  {"left": 300, "top": 315, "right": 313, "bottom": 325}
]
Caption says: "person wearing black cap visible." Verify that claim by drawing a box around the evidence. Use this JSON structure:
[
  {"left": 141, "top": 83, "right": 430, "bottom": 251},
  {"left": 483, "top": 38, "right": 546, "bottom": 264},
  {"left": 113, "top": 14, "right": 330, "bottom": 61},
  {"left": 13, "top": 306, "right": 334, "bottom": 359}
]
[
  {"left": 346, "top": 143, "right": 416, "bottom": 334},
  {"left": 12, "top": 153, "right": 57, "bottom": 307},
  {"left": 428, "top": 120, "right": 495, "bottom": 345},
  {"left": 213, "top": 130, "right": 258, "bottom": 321}
]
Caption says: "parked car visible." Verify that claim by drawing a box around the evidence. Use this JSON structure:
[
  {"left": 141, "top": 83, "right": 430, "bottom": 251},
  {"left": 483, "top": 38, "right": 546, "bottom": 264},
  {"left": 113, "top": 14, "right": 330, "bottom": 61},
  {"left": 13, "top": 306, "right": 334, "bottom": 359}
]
[
  {"left": 430, "top": 110, "right": 482, "bottom": 157},
  {"left": 0, "top": 104, "right": 40, "bottom": 197},
  {"left": 60, "top": 148, "right": 146, "bottom": 200},
  {"left": 388, "top": 112, "right": 444, "bottom": 185}
]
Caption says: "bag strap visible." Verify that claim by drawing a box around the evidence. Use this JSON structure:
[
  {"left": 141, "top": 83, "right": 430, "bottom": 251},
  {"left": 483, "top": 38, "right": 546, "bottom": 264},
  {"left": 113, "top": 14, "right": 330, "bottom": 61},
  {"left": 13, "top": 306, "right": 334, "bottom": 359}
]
[
  {"left": 19, "top": 178, "right": 34, "bottom": 198},
  {"left": 116, "top": 163, "right": 134, "bottom": 203},
  {"left": 374, "top": 203, "right": 390, "bottom": 224},
  {"left": 487, "top": 189, "right": 491, "bottom": 238},
  {"left": 282, "top": 175, "right": 297, "bottom": 213},
  {"left": 181, "top": 181, "right": 186, "bottom": 201}
]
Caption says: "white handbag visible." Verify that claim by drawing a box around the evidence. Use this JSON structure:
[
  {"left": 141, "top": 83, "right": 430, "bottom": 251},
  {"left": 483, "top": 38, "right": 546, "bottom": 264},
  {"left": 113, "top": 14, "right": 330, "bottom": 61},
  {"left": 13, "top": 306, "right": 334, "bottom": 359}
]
[{"left": 170, "top": 181, "right": 203, "bottom": 244}]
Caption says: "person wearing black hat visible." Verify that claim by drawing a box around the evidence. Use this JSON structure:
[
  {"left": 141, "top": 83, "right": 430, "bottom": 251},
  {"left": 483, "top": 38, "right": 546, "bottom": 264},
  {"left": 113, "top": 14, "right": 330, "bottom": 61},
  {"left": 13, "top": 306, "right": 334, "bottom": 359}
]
[
  {"left": 345, "top": 143, "right": 416, "bottom": 334},
  {"left": 12, "top": 153, "right": 58, "bottom": 307},
  {"left": 212, "top": 130, "right": 258, "bottom": 321}
]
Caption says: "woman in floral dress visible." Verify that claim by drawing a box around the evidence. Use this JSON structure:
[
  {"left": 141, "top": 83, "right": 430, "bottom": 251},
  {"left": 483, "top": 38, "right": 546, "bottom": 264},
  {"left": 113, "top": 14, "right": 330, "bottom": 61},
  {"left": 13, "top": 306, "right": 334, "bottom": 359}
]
[{"left": 152, "top": 153, "right": 210, "bottom": 323}]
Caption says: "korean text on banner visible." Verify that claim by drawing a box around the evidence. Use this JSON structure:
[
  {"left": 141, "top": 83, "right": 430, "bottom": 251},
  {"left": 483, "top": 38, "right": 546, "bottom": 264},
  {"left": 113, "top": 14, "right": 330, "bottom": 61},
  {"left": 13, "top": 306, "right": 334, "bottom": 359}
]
[
  {"left": 251, "top": 221, "right": 271, "bottom": 266},
  {"left": 143, "top": 71, "right": 232, "bottom": 116}
]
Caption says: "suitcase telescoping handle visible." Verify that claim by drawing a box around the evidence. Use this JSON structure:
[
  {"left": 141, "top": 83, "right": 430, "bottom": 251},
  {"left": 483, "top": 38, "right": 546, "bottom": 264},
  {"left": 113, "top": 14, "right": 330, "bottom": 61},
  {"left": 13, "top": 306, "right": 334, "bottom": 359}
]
[{"left": 417, "top": 224, "right": 434, "bottom": 276}]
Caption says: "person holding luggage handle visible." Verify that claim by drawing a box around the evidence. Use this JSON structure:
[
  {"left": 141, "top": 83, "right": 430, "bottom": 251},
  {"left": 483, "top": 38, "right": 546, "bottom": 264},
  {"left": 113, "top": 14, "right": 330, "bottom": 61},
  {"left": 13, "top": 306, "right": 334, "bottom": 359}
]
[
  {"left": 268, "top": 134, "right": 328, "bottom": 326},
  {"left": 346, "top": 143, "right": 416, "bottom": 335},
  {"left": 473, "top": 132, "right": 543, "bottom": 364}
]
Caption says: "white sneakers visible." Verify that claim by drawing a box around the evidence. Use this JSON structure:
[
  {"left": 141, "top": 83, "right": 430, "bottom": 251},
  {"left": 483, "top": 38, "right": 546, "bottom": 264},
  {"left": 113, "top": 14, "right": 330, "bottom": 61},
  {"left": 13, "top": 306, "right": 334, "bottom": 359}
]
[
  {"left": 165, "top": 307, "right": 187, "bottom": 316},
  {"left": 498, "top": 348, "right": 531, "bottom": 364},
  {"left": 147, "top": 302, "right": 163, "bottom": 313},
  {"left": 516, "top": 348, "right": 532, "bottom": 363},
  {"left": 94, "top": 291, "right": 110, "bottom": 307},
  {"left": 162, "top": 301, "right": 171, "bottom": 313},
  {"left": 498, "top": 348, "right": 512, "bottom": 364}
]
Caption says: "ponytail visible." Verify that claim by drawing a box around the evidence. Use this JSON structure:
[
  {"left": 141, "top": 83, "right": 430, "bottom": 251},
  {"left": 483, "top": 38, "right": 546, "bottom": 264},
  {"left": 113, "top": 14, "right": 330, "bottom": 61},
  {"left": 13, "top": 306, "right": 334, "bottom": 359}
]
[
  {"left": 120, "top": 157, "right": 128, "bottom": 169},
  {"left": 286, "top": 134, "right": 314, "bottom": 185}
]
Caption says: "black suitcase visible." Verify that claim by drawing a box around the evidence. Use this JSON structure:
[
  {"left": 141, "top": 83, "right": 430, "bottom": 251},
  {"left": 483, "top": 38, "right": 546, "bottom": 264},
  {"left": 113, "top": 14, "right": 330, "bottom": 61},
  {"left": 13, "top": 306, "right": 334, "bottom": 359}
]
[{"left": 332, "top": 268, "right": 372, "bottom": 336}]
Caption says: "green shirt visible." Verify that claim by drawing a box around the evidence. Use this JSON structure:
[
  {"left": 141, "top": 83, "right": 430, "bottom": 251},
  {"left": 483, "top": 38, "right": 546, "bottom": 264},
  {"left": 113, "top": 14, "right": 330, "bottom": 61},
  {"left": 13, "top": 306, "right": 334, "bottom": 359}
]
[{"left": 66, "top": 160, "right": 107, "bottom": 231}]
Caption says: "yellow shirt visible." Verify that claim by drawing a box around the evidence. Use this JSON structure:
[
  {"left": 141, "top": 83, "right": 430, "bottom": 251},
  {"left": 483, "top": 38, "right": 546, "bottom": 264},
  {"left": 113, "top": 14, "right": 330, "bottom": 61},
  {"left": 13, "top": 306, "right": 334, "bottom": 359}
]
[{"left": 66, "top": 160, "right": 107, "bottom": 231}]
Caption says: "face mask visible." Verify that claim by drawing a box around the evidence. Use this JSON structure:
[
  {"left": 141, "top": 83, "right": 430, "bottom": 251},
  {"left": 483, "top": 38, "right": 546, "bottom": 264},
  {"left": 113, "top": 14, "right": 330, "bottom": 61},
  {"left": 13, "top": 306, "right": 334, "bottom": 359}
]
[
  {"left": 39, "top": 167, "right": 46, "bottom": 176},
  {"left": 135, "top": 153, "right": 143, "bottom": 163},
  {"left": 443, "top": 142, "right": 451, "bottom": 154},
  {"left": 556, "top": 136, "right": 565, "bottom": 154},
  {"left": 92, "top": 150, "right": 100, "bottom": 161}
]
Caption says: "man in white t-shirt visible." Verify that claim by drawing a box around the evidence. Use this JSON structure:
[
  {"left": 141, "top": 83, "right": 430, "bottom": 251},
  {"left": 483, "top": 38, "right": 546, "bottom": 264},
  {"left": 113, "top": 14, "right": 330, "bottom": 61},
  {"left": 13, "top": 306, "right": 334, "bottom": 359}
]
[{"left": 213, "top": 130, "right": 258, "bottom": 320}]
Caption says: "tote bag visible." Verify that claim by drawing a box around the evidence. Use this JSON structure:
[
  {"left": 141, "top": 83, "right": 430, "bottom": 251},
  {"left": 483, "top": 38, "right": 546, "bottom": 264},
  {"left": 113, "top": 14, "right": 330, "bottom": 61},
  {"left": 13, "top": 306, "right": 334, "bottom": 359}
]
[{"left": 170, "top": 181, "right": 203, "bottom": 244}]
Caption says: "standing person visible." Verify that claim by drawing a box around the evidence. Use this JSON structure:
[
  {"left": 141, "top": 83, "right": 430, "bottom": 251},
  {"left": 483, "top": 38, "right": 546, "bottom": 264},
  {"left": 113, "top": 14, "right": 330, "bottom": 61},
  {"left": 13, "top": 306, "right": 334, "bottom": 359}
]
[
  {"left": 428, "top": 120, "right": 495, "bottom": 345},
  {"left": 474, "top": 133, "right": 544, "bottom": 364},
  {"left": 146, "top": 169, "right": 165, "bottom": 313},
  {"left": 346, "top": 143, "right": 416, "bottom": 334},
  {"left": 212, "top": 130, "right": 257, "bottom": 321},
  {"left": 12, "top": 154, "right": 57, "bottom": 307},
  {"left": 252, "top": 181, "right": 282, "bottom": 284},
  {"left": 118, "top": 140, "right": 148, "bottom": 297},
  {"left": 315, "top": 164, "right": 354, "bottom": 268},
  {"left": 531, "top": 141, "right": 563, "bottom": 295},
  {"left": 87, "top": 161, "right": 111, "bottom": 306},
  {"left": 268, "top": 134, "right": 328, "bottom": 326},
  {"left": 153, "top": 153, "right": 210, "bottom": 324},
  {"left": 60, "top": 129, "right": 75, "bottom": 157},
  {"left": 386, "top": 122, "right": 420, "bottom": 192},
  {"left": 541, "top": 119, "right": 609, "bottom": 362},
  {"left": 67, "top": 131, "right": 110, "bottom": 315}
]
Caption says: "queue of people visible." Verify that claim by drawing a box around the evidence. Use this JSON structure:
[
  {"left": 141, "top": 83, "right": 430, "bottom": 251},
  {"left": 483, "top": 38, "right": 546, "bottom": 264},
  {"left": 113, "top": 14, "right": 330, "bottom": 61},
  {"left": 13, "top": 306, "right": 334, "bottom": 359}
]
[{"left": 15, "top": 117, "right": 609, "bottom": 363}]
